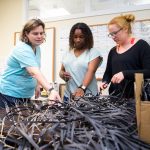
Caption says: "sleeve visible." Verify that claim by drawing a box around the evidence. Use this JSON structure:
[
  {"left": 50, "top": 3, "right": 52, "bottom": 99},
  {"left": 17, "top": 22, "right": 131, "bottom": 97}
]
[
  {"left": 89, "top": 48, "right": 103, "bottom": 66},
  {"left": 61, "top": 50, "right": 68, "bottom": 64},
  {"left": 13, "top": 45, "right": 39, "bottom": 68},
  {"left": 102, "top": 49, "right": 113, "bottom": 84},
  {"left": 123, "top": 40, "right": 150, "bottom": 80}
]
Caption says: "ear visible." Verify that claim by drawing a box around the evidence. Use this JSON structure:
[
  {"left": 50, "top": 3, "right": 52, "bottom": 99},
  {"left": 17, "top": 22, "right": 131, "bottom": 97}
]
[
  {"left": 24, "top": 31, "right": 29, "bottom": 43},
  {"left": 123, "top": 27, "right": 128, "bottom": 33},
  {"left": 25, "top": 31, "right": 28, "bottom": 37}
]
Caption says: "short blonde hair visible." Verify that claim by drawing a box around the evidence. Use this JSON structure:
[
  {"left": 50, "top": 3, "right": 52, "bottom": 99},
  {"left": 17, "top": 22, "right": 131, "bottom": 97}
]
[
  {"left": 20, "top": 19, "right": 45, "bottom": 42},
  {"left": 108, "top": 14, "right": 135, "bottom": 34}
]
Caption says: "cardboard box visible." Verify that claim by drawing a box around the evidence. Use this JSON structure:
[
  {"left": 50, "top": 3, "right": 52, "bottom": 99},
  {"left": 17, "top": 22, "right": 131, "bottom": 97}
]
[{"left": 135, "top": 73, "right": 150, "bottom": 143}]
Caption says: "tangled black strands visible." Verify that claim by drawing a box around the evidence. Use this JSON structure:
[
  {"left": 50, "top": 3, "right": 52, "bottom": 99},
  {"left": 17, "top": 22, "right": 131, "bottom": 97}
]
[
  {"left": 141, "top": 79, "right": 150, "bottom": 101},
  {"left": 0, "top": 95, "right": 150, "bottom": 149}
]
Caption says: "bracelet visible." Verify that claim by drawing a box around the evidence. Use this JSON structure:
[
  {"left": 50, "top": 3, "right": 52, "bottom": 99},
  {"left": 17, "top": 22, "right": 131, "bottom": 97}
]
[{"left": 78, "top": 85, "right": 87, "bottom": 93}]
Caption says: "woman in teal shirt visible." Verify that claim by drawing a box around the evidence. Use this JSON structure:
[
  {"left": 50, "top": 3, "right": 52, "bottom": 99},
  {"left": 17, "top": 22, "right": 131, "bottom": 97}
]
[{"left": 0, "top": 19, "right": 61, "bottom": 108}]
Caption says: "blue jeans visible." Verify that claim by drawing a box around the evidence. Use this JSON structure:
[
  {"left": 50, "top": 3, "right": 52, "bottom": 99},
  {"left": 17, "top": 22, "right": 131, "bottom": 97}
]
[
  {"left": 63, "top": 95, "right": 69, "bottom": 103},
  {"left": 0, "top": 93, "right": 30, "bottom": 108}
]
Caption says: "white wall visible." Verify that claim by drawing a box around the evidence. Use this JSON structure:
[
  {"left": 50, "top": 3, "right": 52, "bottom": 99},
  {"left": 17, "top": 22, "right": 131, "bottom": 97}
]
[
  {"left": 0, "top": 1, "right": 150, "bottom": 84},
  {"left": 45, "top": 9, "right": 150, "bottom": 83},
  {"left": 0, "top": 0, "right": 25, "bottom": 65}
]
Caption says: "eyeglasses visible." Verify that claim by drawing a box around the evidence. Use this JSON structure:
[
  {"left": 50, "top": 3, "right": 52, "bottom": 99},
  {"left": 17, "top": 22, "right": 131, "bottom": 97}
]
[{"left": 108, "top": 28, "right": 122, "bottom": 38}]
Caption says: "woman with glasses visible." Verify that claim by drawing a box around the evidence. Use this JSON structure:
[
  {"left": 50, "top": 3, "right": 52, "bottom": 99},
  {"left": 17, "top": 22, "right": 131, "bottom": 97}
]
[
  {"left": 0, "top": 19, "right": 61, "bottom": 108},
  {"left": 59, "top": 22, "right": 103, "bottom": 102},
  {"left": 100, "top": 14, "right": 150, "bottom": 98}
]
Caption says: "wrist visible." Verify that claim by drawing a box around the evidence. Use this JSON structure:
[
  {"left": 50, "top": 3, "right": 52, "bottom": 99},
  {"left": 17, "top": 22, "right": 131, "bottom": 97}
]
[
  {"left": 47, "top": 87, "right": 54, "bottom": 96},
  {"left": 78, "top": 85, "right": 87, "bottom": 93}
]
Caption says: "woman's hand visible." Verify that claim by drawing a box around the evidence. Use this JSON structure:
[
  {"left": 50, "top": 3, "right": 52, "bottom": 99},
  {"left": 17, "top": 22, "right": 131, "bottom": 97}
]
[
  {"left": 99, "top": 82, "right": 108, "bottom": 90},
  {"left": 111, "top": 72, "right": 124, "bottom": 83},
  {"left": 72, "top": 88, "right": 85, "bottom": 98},
  {"left": 48, "top": 89, "right": 62, "bottom": 105},
  {"left": 61, "top": 71, "right": 72, "bottom": 82}
]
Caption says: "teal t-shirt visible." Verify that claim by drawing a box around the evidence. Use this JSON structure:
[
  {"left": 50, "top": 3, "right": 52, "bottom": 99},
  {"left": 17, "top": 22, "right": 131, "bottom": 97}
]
[
  {"left": 0, "top": 42, "right": 41, "bottom": 98},
  {"left": 62, "top": 48, "right": 102, "bottom": 97}
]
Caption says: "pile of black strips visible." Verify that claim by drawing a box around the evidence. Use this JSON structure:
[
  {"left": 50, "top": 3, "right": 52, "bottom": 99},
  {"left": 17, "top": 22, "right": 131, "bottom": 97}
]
[{"left": 0, "top": 95, "right": 150, "bottom": 150}]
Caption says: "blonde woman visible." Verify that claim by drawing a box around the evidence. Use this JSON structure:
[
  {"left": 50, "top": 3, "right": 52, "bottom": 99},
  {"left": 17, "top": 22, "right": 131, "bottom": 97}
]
[{"left": 100, "top": 14, "right": 150, "bottom": 98}]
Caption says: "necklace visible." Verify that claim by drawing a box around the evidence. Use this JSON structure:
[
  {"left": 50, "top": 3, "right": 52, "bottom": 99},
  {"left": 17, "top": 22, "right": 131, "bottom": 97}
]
[
  {"left": 117, "top": 37, "right": 135, "bottom": 53},
  {"left": 130, "top": 37, "right": 135, "bottom": 44}
]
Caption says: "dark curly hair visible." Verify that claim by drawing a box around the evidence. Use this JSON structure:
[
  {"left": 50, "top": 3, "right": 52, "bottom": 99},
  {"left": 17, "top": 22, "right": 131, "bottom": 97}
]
[{"left": 69, "top": 22, "right": 93, "bottom": 50}]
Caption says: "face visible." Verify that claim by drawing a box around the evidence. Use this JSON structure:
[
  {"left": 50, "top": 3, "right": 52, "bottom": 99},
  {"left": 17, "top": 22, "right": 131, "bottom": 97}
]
[
  {"left": 25, "top": 25, "right": 45, "bottom": 48},
  {"left": 73, "top": 29, "right": 85, "bottom": 50},
  {"left": 108, "top": 24, "right": 125, "bottom": 44}
]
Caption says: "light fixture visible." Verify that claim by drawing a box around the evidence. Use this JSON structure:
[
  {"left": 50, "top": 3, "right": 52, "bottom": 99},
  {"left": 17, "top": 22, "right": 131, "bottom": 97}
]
[
  {"left": 40, "top": 8, "right": 70, "bottom": 19},
  {"left": 134, "top": 0, "right": 150, "bottom": 5}
]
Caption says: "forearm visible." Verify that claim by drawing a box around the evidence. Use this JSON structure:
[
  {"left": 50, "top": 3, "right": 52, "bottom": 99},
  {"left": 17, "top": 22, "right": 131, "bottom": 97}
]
[
  {"left": 123, "top": 69, "right": 150, "bottom": 80},
  {"left": 36, "top": 82, "right": 42, "bottom": 88},
  {"left": 26, "top": 67, "right": 52, "bottom": 91},
  {"left": 73, "top": 70, "right": 95, "bottom": 97},
  {"left": 59, "top": 65, "right": 66, "bottom": 81},
  {"left": 102, "top": 75, "right": 110, "bottom": 83},
  {"left": 59, "top": 70, "right": 65, "bottom": 80},
  {"left": 82, "top": 70, "right": 95, "bottom": 87},
  {"left": 82, "top": 57, "right": 101, "bottom": 86},
  {"left": 102, "top": 68, "right": 112, "bottom": 84},
  {"left": 102, "top": 51, "right": 112, "bottom": 84},
  {"left": 33, "top": 72, "right": 52, "bottom": 91},
  {"left": 35, "top": 82, "right": 42, "bottom": 91}
]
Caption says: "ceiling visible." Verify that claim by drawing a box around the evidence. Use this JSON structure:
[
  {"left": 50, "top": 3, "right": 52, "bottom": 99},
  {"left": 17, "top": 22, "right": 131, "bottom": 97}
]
[{"left": 28, "top": 0, "right": 150, "bottom": 20}]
